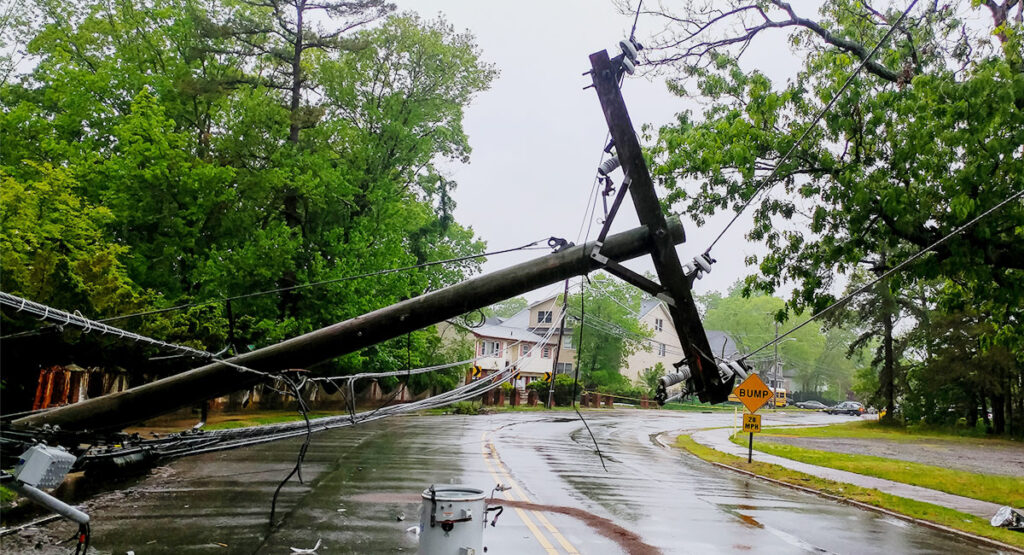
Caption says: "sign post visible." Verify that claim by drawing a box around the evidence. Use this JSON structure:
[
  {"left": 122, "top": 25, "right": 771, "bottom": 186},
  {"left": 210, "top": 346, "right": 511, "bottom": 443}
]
[
  {"left": 742, "top": 414, "right": 762, "bottom": 463},
  {"left": 733, "top": 374, "right": 772, "bottom": 463}
]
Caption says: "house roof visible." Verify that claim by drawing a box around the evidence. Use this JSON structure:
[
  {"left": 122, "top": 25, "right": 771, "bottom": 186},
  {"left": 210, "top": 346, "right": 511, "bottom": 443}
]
[
  {"left": 500, "top": 307, "right": 531, "bottom": 329},
  {"left": 639, "top": 297, "right": 662, "bottom": 318},
  {"left": 472, "top": 323, "right": 546, "bottom": 343},
  {"left": 527, "top": 295, "right": 557, "bottom": 309},
  {"left": 706, "top": 330, "right": 740, "bottom": 359}
]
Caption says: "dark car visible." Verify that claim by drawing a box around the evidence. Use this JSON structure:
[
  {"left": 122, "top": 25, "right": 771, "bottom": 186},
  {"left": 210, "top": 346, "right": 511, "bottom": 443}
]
[
  {"left": 795, "top": 400, "right": 828, "bottom": 410},
  {"left": 827, "top": 401, "right": 865, "bottom": 416}
]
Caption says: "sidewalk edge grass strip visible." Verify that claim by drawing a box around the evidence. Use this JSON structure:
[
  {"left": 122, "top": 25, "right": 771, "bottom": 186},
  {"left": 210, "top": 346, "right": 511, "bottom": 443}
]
[
  {"left": 762, "top": 420, "right": 1022, "bottom": 445},
  {"left": 675, "top": 434, "right": 1024, "bottom": 552},
  {"left": 728, "top": 433, "right": 1024, "bottom": 507}
]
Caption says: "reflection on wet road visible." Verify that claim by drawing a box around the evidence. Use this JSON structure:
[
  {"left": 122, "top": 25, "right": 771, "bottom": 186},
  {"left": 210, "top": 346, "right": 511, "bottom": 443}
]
[{"left": 82, "top": 411, "right": 999, "bottom": 554}]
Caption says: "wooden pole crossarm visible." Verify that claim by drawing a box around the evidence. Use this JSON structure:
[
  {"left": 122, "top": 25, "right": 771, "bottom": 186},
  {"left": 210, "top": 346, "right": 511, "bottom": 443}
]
[
  {"left": 588, "top": 49, "right": 733, "bottom": 404},
  {"left": 14, "top": 220, "right": 686, "bottom": 432}
]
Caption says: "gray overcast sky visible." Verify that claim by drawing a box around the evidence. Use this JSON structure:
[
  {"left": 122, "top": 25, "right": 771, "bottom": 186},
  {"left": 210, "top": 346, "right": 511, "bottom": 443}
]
[{"left": 396, "top": 0, "right": 807, "bottom": 302}]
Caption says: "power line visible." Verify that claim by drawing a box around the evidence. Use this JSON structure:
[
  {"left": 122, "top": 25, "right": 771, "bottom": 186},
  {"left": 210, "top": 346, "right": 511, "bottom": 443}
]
[
  {"left": 628, "top": 0, "right": 643, "bottom": 41},
  {"left": 0, "top": 292, "right": 265, "bottom": 379},
  {"left": 740, "top": 187, "right": 1024, "bottom": 361},
  {"left": 703, "top": 0, "right": 920, "bottom": 254}
]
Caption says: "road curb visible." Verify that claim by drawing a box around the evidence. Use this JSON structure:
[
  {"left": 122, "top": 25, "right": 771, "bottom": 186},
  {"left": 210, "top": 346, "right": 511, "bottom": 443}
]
[{"left": 703, "top": 459, "right": 1024, "bottom": 554}]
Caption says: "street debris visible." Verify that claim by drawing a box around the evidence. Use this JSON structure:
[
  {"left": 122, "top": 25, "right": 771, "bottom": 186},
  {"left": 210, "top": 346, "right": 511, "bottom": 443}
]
[
  {"left": 990, "top": 506, "right": 1024, "bottom": 531},
  {"left": 289, "top": 537, "right": 322, "bottom": 553}
]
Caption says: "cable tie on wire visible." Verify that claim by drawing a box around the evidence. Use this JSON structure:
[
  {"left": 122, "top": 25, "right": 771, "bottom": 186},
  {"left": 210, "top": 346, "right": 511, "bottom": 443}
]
[{"left": 74, "top": 311, "right": 91, "bottom": 333}]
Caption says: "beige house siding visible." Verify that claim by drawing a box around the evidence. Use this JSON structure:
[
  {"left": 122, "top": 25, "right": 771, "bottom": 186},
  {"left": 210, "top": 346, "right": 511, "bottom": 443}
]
[
  {"left": 623, "top": 303, "right": 681, "bottom": 383},
  {"left": 527, "top": 297, "right": 576, "bottom": 370}
]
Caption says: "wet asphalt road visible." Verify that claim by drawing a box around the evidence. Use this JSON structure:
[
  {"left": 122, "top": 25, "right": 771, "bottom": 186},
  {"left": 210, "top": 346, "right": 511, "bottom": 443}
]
[{"left": 47, "top": 410, "right": 1005, "bottom": 554}]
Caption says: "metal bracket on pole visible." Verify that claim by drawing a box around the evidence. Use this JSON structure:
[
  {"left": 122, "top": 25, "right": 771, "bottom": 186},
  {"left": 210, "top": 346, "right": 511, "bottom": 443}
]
[
  {"left": 589, "top": 247, "right": 674, "bottom": 306},
  {"left": 588, "top": 49, "right": 733, "bottom": 404}
]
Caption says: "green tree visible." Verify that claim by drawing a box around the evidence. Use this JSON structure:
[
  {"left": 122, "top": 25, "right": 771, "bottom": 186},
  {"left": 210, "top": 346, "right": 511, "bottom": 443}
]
[
  {"left": 0, "top": 163, "right": 141, "bottom": 319},
  {"left": 647, "top": 0, "right": 1023, "bottom": 346},
  {"left": 568, "top": 274, "right": 651, "bottom": 389},
  {"left": 699, "top": 285, "right": 857, "bottom": 397},
  {"left": 906, "top": 309, "right": 1020, "bottom": 434},
  {"left": 1, "top": 0, "right": 496, "bottom": 405},
  {"left": 637, "top": 362, "right": 666, "bottom": 395},
  {"left": 645, "top": 0, "right": 1023, "bottom": 424}
]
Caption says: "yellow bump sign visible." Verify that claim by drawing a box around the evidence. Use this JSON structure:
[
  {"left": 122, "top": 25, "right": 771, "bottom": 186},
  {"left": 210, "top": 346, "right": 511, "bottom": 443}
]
[
  {"left": 733, "top": 373, "right": 774, "bottom": 413},
  {"left": 743, "top": 413, "right": 761, "bottom": 433}
]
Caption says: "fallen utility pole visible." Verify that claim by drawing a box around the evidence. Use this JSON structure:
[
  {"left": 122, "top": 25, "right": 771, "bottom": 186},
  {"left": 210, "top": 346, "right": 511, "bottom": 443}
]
[
  {"left": 14, "top": 221, "right": 685, "bottom": 432},
  {"left": 587, "top": 49, "right": 733, "bottom": 403}
]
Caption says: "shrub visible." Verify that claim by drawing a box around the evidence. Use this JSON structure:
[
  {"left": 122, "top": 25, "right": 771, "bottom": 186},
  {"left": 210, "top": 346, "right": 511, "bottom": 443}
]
[
  {"left": 450, "top": 401, "right": 480, "bottom": 415},
  {"left": 527, "top": 374, "right": 577, "bottom": 406}
]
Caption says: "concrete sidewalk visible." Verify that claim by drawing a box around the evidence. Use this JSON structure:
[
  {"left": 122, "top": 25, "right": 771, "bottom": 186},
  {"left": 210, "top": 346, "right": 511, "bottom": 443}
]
[{"left": 691, "top": 427, "right": 1003, "bottom": 520}]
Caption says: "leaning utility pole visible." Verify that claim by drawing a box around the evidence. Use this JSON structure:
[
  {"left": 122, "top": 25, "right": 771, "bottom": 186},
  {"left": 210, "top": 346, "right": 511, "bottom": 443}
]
[
  {"left": 585, "top": 48, "right": 735, "bottom": 404},
  {"left": 14, "top": 222, "right": 685, "bottom": 432}
]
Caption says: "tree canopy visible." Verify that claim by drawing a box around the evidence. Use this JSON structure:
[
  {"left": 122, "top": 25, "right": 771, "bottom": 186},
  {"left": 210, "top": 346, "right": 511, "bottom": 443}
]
[
  {"left": 699, "top": 286, "right": 859, "bottom": 402},
  {"left": 0, "top": 0, "right": 496, "bottom": 410},
  {"left": 645, "top": 0, "right": 1023, "bottom": 433},
  {"left": 568, "top": 273, "right": 652, "bottom": 390}
]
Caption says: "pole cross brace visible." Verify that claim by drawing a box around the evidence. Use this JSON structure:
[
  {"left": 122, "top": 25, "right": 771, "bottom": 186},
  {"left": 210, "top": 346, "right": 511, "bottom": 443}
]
[{"left": 589, "top": 246, "right": 675, "bottom": 307}]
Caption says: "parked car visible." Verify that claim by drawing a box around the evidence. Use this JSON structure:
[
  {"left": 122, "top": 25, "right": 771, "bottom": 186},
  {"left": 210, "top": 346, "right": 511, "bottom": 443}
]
[
  {"left": 794, "top": 400, "right": 828, "bottom": 410},
  {"left": 827, "top": 401, "right": 865, "bottom": 416}
]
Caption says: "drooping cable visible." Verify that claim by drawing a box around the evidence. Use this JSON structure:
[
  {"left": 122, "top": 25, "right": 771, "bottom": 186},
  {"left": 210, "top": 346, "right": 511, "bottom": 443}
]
[
  {"left": 703, "top": 0, "right": 920, "bottom": 255},
  {"left": 740, "top": 187, "right": 1024, "bottom": 361},
  {"left": 570, "top": 279, "right": 608, "bottom": 472},
  {"left": 268, "top": 374, "right": 311, "bottom": 528}
]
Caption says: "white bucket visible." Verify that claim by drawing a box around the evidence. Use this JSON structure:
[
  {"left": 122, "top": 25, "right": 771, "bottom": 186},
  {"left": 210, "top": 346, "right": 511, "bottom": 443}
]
[{"left": 418, "top": 485, "right": 486, "bottom": 555}]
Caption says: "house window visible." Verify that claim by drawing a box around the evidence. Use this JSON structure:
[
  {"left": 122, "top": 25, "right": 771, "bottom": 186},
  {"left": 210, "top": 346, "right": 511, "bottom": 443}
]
[
  {"left": 542, "top": 346, "right": 552, "bottom": 358},
  {"left": 537, "top": 310, "right": 552, "bottom": 324},
  {"left": 561, "top": 335, "right": 573, "bottom": 350},
  {"left": 657, "top": 343, "right": 666, "bottom": 356},
  {"left": 555, "top": 362, "right": 573, "bottom": 373},
  {"left": 655, "top": 318, "right": 663, "bottom": 332},
  {"left": 480, "top": 341, "right": 501, "bottom": 356},
  {"left": 520, "top": 344, "right": 531, "bottom": 357}
]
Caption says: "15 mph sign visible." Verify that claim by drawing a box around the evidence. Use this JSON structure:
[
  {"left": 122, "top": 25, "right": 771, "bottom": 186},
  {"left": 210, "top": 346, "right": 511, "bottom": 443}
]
[{"left": 733, "top": 374, "right": 773, "bottom": 413}]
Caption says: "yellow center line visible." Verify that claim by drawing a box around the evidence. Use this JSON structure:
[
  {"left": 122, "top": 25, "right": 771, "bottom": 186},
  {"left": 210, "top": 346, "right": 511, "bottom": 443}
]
[
  {"left": 481, "top": 431, "right": 581, "bottom": 555},
  {"left": 480, "top": 432, "right": 557, "bottom": 554}
]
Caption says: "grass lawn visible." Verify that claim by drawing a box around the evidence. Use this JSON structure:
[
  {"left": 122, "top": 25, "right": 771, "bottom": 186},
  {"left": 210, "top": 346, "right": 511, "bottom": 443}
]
[
  {"left": 764, "top": 420, "right": 1021, "bottom": 444},
  {"left": 676, "top": 434, "right": 1024, "bottom": 550},
  {"left": 201, "top": 411, "right": 341, "bottom": 430},
  {"left": 662, "top": 401, "right": 738, "bottom": 412},
  {"left": 729, "top": 434, "right": 1024, "bottom": 507}
]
